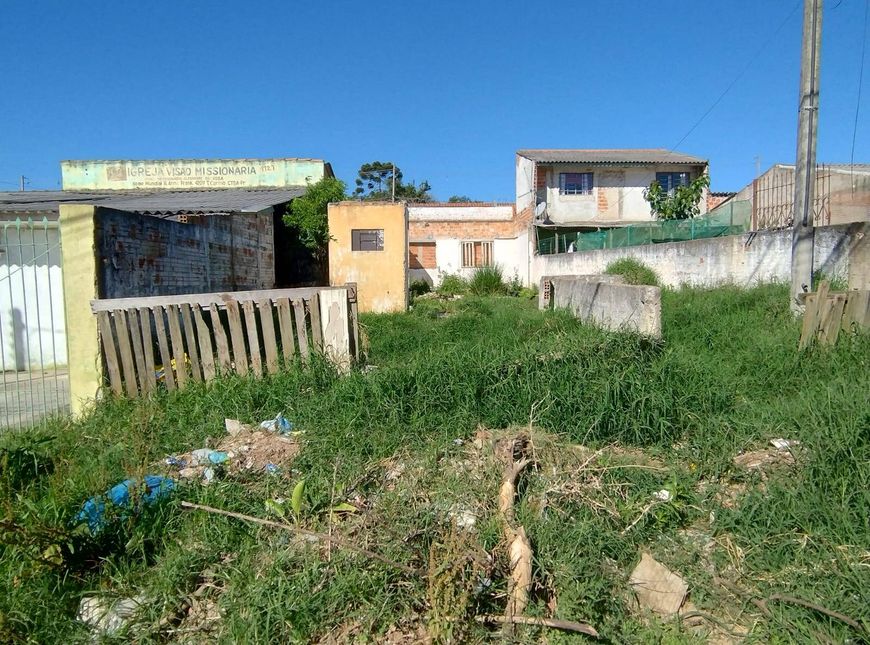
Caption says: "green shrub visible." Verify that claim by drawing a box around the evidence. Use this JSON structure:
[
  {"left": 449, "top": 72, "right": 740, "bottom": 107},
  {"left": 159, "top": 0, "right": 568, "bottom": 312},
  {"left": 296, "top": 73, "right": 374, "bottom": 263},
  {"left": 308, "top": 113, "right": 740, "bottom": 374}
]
[
  {"left": 437, "top": 274, "right": 469, "bottom": 296},
  {"left": 469, "top": 266, "right": 506, "bottom": 296},
  {"left": 409, "top": 279, "right": 431, "bottom": 298},
  {"left": 604, "top": 258, "right": 659, "bottom": 286}
]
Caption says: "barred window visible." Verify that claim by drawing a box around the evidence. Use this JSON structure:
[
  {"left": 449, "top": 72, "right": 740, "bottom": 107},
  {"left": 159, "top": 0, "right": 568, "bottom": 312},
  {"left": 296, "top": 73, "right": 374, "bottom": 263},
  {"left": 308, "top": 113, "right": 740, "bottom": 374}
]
[{"left": 461, "top": 241, "right": 493, "bottom": 268}]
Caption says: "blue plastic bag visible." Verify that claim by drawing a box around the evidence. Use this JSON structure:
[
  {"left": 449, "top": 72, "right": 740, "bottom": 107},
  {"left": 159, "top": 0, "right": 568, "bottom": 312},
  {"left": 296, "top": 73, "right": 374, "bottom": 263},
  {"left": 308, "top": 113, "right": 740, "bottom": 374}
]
[{"left": 75, "top": 475, "right": 175, "bottom": 534}]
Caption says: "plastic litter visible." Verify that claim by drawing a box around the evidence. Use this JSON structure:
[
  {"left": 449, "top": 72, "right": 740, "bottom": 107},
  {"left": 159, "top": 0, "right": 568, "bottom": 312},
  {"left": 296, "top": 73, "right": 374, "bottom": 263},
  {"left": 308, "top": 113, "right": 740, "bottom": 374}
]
[
  {"left": 190, "top": 449, "right": 229, "bottom": 466},
  {"left": 75, "top": 475, "right": 175, "bottom": 534},
  {"left": 265, "top": 463, "right": 281, "bottom": 475},
  {"left": 652, "top": 489, "right": 672, "bottom": 502},
  {"left": 770, "top": 438, "right": 800, "bottom": 451},
  {"left": 165, "top": 455, "right": 187, "bottom": 468},
  {"left": 260, "top": 413, "right": 293, "bottom": 435},
  {"left": 78, "top": 595, "right": 148, "bottom": 635}
]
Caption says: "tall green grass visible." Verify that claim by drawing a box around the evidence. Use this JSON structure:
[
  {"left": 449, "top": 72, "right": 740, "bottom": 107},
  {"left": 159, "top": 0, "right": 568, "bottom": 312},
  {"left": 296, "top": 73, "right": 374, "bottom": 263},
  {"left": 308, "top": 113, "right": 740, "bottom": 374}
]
[{"left": 1, "top": 284, "right": 867, "bottom": 642}]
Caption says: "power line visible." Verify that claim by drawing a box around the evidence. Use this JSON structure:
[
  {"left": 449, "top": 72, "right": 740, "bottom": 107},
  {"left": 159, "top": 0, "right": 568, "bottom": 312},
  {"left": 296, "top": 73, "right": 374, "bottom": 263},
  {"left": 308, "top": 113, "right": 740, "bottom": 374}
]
[{"left": 850, "top": 0, "right": 869, "bottom": 175}]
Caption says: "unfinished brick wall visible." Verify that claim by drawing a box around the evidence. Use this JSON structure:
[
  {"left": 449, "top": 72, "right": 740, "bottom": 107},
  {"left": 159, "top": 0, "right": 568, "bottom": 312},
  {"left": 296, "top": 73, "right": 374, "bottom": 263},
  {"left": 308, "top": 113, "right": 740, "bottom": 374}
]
[
  {"left": 409, "top": 242, "right": 436, "bottom": 269},
  {"left": 95, "top": 208, "right": 274, "bottom": 299},
  {"left": 408, "top": 205, "right": 533, "bottom": 241}
]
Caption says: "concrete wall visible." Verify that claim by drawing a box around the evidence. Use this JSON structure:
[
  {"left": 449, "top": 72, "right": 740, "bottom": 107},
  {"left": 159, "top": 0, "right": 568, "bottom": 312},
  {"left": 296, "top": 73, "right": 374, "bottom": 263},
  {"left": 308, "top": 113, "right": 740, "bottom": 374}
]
[
  {"left": 535, "top": 163, "right": 708, "bottom": 225},
  {"left": 61, "top": 158, "right": 330, "bottom": 191},
  {"left": 545, "top": 276, "right": 662, "bottom": 338},
  {"left": 328, "top": 202, "right": 408, "bottom": 313},
  {"left": 532, "top": 222, "right": 868, "bottom": 289},
  {"left": 0, "top": 224, "right": 67, "bottom": 369},
  {"left": 96, "top": 208, "right": 274, "bottom": 299}
]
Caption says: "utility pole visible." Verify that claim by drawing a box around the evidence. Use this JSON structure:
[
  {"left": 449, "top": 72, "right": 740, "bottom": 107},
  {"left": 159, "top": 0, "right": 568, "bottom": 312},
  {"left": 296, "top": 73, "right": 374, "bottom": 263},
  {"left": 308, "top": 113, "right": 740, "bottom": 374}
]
[
  {"left": 19, "top": 175, "right": 25, "bottom": 191},
  {"left": 791, "top": 0, "right": 823, "bottom": 313},
  {"left": 391, "top": 164, "right": 396, "bottom": 202}
]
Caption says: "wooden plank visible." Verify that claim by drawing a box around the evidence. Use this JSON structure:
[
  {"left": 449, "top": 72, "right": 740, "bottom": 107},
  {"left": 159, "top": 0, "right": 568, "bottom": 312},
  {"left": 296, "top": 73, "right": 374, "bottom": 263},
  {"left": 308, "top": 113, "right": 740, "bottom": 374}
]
[
  {"left": 258, "top": 299, "right": 279, "bottom": 374},
  {"left": 309, "top": 293, "right": 323, "bottom": 351},
  {"left": 225, "top": 300, "right": 248, "bottom": 376},
  {"left": 113, "top": 309, "right": 139, "bottom": 397},
  {"left": 277, "top": 297, "right": 296, "bottom": 363},
  {"left": 180, "top": 303, "right": 202, "bottom": 382},
  {"left": 193, "top": 305, "right": 216, "bottom": 381},
  {"left": 166, "top": 304, "right": 189, "bottom": 388},
  {"left": 138, "top": 308, "right": 157, "bottom": 393},
  {"left": 346, "top": 283, "right": 360, "bottom": 361},
  {"left": 209, "top": 303, "right": 232, "bottom": 375},
  {"left": 799, "top": 294, "right": 818, "bottom": 349},
  {"left": 820, "top": 294, "right": 847, "bottom": 346},
  {"left": 318, "top": 288, "right": 351, "bottom": 372},
  {"left": 97, "top": 311, "right": 123, "bottom": 395},
  {"left": 153, "top": 306, "right": 176, "bottom": 391},
  {"left": 127, "top": 309, "right": 149, "bottom": 394},
  {"left": 843, "top": 290, "right": 870, "bottom": 331},
  {"left": 293, "top": 298, "right": 310, "bottom": 362},
  {"left": 242, "top": 300, "right": 263, "bottom": 377},
  {"left": 91, "top": 286, "right": 346, "bottom": 313}
]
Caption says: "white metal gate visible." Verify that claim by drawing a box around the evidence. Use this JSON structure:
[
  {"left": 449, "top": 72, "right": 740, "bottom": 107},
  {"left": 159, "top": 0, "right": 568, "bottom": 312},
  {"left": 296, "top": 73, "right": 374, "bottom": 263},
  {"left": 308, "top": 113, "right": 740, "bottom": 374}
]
[{"left": 0, "top": 217, "right": 69, "bottom": 429}]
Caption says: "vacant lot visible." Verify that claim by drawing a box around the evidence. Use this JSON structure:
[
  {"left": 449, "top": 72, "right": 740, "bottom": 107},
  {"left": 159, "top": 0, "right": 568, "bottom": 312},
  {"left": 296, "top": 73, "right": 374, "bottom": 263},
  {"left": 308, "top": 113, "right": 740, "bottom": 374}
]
[{"left": 1, "top": 284, "right": 868, "bottom": 643}]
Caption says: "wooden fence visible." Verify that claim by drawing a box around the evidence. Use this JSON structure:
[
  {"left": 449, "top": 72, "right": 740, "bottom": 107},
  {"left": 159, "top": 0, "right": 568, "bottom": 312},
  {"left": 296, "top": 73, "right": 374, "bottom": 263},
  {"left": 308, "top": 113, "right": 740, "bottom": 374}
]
[
  {"left": 799, "top": 281, "right": 870, "bottom": 349},
  {"left": 90, "top": 285, "right": 359, "bottom": 397}
]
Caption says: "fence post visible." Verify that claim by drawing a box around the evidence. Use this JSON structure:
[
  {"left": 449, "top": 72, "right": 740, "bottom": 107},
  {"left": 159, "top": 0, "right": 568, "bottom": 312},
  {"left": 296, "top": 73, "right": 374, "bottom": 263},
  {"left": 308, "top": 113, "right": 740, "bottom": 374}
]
[{"left": 59, "top": 203, "right": 103, "bottom": 415}]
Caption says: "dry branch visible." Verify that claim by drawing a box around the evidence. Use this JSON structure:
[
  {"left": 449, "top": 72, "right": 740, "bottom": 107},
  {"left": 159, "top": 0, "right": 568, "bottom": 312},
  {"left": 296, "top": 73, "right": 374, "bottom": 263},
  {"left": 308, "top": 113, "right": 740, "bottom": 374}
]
[
  {"left": 475, "top": 614, "right": 599, "bottom": 638},
  {"left": 180, "top": 501, "right": 419, "bottom": 576}
]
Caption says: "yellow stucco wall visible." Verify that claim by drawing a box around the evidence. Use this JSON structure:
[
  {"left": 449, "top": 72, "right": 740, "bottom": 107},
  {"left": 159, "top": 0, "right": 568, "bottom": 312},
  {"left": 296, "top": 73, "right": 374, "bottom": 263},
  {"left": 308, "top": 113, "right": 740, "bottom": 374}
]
[
  {"left": 59, "top": 203, "right": 102, "bottom": 415},
  {"left": 328, "top": 202, "right": 408, "bottom": 313}
]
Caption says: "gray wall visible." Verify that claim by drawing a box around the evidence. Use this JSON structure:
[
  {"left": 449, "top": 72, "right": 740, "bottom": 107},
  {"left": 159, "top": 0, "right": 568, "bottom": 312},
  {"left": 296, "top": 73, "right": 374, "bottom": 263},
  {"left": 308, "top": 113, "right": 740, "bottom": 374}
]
[
  {"left": 96, "top": 208, "right": 274, "bottom": 299},
  {"left": 532, "top": 222, "right": 868, "bottom": 289}
]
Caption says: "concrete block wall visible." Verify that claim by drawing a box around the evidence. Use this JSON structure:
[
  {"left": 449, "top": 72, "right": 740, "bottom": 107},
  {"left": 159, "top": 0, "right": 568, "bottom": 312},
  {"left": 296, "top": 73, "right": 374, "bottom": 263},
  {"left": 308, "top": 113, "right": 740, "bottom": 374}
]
[
  {"left": 532, "top": 223, "right": 868, "bottom": 289},
  {"left": 96, "top": 208, "right": 274, "bottom": 299}
]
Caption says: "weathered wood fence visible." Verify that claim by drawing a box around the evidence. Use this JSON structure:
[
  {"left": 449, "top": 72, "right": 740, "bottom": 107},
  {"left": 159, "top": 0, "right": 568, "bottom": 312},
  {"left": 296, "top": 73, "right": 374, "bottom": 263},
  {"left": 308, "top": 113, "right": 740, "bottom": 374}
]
[
  {"left": 91, "top": 285, "right": 359, "bottom": 397},
  {"left": 799, "top": 281, "right": 870, "bottom": 349}
]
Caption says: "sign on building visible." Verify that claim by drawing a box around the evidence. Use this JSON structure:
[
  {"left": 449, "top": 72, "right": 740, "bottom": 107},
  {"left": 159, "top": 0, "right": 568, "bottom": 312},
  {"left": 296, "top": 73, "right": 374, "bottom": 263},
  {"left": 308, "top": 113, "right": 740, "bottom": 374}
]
[{"left": 61, "top": 158, "right": 330, "bottom": 191}]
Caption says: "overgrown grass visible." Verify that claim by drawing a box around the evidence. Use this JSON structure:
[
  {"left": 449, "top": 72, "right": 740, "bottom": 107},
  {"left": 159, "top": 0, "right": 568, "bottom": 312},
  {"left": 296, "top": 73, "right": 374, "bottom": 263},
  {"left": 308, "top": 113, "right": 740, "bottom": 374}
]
[
  {"left": 605, "top": 257, "right": 660, "bottom": 286},
  {"left": 1, "top": 284, "right": 868, "bottom": 642},
  {"left": 468, "top": 265, "right": 506, "bottom": 295}
]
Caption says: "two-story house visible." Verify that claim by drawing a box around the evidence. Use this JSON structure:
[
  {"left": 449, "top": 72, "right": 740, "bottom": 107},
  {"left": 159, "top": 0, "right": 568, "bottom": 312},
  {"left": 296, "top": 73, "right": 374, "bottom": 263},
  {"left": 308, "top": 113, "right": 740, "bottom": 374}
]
[{"left": 516, "top": 149, "right": 709, "bottom": 251}]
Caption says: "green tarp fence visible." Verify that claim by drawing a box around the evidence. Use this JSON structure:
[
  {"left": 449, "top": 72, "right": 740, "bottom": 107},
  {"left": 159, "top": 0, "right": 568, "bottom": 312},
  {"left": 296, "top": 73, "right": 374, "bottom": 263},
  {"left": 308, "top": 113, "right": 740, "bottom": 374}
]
[{"left": 537, "top": 200, "right": 750, "bottom": 255}]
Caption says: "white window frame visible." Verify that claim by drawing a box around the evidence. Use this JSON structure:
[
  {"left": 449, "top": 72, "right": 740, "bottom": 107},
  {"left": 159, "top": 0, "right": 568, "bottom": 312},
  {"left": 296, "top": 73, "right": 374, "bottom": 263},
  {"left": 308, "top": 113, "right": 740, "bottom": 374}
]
[{"left": 461, "top": 240, "right": 494, "bottom": 268}]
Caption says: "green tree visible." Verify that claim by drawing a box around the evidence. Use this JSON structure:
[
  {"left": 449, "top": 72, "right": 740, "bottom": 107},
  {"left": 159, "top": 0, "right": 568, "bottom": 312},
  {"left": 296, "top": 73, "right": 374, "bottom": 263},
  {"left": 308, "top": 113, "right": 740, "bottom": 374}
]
[
  {"left": 353, "top": 161, "right": 432, "bottom": 202},
  {"left": 283, "top": 177, "right": 347, "bottom": 259},
  {"left": 448, "top": 195, "right": 473, "bottom": 203},
  {"left": 643, "top": 174, "right": 710, "bottom": 220}
]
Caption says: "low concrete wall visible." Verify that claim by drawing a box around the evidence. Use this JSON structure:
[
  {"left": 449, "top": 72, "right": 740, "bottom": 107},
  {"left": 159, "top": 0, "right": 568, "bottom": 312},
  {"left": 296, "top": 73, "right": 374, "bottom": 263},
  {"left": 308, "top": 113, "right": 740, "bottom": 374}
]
[
  {"left": 532, "top": 223, "right": 868, "bottom": 289},
  {"left": 545, "top": 277, "right": 661, "bottom": 338}
]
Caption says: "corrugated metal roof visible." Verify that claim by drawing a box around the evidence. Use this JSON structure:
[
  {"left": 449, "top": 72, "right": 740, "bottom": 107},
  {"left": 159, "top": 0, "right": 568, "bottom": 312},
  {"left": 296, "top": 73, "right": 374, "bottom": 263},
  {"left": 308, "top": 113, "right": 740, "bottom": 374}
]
[
  {"left": 517, "top": 149, "right": 707, "bottom": 165},
  {"left": 0, "top": 188, "right": 304, "bottom": 216},
  {"left": 95, "top": 189, "right": 305, "bottom": 215}
]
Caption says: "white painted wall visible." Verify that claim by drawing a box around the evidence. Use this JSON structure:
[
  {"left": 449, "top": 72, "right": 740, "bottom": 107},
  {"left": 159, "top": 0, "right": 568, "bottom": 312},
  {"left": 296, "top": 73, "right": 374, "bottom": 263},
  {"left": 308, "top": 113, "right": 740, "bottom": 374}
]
[
  {"left": 408, "top": 205, "right": 514, "bottom": 221},
  {"left": 1, "top": 227, "right": 67, "bottom": 370},
  {"left": 532, "top": 224, "right": 860, "bottom": 289},
  {"left": 409, "top": 230, "right": 532, "bottom": 288},
  {"left": 516, "top": 155, "right": 535, "bottom": 212},
  {"left": 538, "top": 163, "right": 708, "bottom": 225}
]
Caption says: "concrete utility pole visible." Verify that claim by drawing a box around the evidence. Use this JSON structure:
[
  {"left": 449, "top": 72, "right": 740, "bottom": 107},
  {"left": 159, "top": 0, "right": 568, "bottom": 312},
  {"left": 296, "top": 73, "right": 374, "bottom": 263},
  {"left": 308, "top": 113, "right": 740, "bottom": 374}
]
[
  {"left": 19, "top": 175, "right": 25, "bottom": 191},
  {"left": 391, "top": 164, "right": 396, "bottom": 202},
  {"left": 791, "top": 0, "right": 823, "bottom": 313}
]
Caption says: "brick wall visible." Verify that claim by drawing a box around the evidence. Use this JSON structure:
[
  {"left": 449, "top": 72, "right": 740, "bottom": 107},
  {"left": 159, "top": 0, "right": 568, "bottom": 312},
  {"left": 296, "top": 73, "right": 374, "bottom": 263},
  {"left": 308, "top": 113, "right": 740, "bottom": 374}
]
[
  {"left": 408, "top": 205, "right": 533, "bottom": 241},
  {"left": 95, "top": 208, "right": 274, "bottom": 299},
  {"left": 409, "top": 242, "right": 436, "bottom": 269}
]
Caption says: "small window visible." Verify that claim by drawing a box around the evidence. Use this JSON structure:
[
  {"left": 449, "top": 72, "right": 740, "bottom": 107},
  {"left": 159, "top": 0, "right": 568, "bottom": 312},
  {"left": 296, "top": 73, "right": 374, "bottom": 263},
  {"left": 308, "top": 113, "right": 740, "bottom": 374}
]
[
  {"left": 559, "top": 172, "right": 593, "bottom": 195},
  {"left": 656, "top": 172, "right": 691, "bottom": 193},
  {"left": 461, "top": 241, "right": 493, "bottom": 268},
  {"left": 351, "top": 229, "right": 384, "bottom": 251}
]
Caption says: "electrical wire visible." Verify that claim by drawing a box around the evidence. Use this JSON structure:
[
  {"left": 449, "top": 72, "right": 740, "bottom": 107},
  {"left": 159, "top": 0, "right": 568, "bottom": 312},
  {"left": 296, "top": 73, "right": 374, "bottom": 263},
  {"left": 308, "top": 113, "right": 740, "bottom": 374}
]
[{"left": 850, "top": 0, "right": 869, "bottom": 177}]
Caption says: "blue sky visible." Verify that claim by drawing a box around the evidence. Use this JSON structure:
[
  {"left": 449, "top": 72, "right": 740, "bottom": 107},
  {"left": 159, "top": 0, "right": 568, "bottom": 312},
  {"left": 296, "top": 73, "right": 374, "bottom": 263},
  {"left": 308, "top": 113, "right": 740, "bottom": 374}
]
[{"left": 1, "top": 0, "right": 867, "bottom": 199}]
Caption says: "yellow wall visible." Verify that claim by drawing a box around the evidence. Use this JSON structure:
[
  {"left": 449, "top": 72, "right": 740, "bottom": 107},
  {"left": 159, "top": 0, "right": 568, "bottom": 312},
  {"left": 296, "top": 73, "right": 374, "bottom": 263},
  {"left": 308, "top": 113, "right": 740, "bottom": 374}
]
[
  {"left": 58, "top": 203, "right": 102, "bottom": 415},
  {"left": 328, "top": 202, "right": 408, "bottom": 313}
]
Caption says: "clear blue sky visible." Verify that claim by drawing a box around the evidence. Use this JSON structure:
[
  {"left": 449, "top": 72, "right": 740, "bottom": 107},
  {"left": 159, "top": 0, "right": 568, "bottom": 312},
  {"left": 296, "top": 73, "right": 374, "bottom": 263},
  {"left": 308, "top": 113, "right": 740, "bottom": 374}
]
[{"left": 1, "top": 0, "right": 867, "bottom": 199}]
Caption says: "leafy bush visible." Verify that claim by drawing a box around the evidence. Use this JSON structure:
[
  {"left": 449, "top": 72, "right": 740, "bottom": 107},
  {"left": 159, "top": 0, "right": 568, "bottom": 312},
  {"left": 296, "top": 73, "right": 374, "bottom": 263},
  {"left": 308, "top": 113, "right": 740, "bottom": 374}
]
[
  {"left": 469, "top": 266, "right": 506, "bottom": 296},
  {"left": 437, "top": 274, "right": 468, "bottom": 297},
  {"left": 604, "top": 258, "right": 659, "bottom": 286},
  {"left": 409, "top": 279, "right": 431, "bottom": 299}
]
